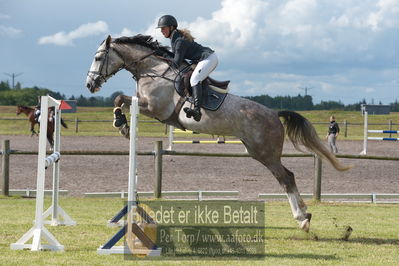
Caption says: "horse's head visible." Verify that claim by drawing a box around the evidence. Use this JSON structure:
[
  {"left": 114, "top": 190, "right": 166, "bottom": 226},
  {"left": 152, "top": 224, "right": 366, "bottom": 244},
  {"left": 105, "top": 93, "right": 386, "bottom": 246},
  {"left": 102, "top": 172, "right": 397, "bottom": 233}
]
[
  {"left": 86, "top": 35, "right": 125, "bottom": 93},
  {"left": 16, "top": 105, "right": 23, "bottom": 115},
  {"left": 86, "top": 34, "right": 172, "bottom": 94}
]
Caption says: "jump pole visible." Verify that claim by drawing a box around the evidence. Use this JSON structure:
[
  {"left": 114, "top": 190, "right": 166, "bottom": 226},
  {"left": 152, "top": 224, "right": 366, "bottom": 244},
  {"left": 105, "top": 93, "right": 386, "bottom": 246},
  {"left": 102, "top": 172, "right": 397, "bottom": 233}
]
[
  {"left": 97, "top": 96, "right": 161, "bottom": 256},
  {"left": 11, "top": 95, "right": 75, "bottom": 251}
]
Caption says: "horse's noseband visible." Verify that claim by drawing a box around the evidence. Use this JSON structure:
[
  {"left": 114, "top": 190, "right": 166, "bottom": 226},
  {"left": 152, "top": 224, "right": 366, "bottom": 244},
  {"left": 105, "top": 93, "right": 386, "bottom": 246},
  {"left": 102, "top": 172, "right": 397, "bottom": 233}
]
[
  {"left": 87, "top": 44, "right": 156, "bottom": 86},
  {"left": 87, "top": 48, "right": 112, "bottom": 85}
]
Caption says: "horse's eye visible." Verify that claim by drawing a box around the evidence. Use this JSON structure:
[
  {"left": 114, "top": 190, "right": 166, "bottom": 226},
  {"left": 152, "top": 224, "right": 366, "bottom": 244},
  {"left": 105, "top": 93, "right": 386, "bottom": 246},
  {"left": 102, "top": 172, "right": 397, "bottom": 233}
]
[{"left": 95, "top": 56, "right": 103, "bottom": 62}]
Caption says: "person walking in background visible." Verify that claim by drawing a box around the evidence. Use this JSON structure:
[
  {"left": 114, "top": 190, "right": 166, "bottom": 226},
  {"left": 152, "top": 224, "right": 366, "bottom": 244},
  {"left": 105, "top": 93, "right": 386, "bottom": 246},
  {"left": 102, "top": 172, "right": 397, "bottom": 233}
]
[{"left": 326, "top": 115, "right": 340, "bottom": 153}]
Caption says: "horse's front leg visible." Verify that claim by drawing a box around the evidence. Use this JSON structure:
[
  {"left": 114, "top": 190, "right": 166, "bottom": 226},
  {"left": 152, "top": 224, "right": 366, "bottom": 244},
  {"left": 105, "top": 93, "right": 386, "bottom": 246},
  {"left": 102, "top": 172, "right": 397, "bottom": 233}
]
[
  {"left": 30, "top": 123, "right": 38, "bottom": 136},
  {"left": 113, "top": 95, "right": 132, "bottom": 139}
]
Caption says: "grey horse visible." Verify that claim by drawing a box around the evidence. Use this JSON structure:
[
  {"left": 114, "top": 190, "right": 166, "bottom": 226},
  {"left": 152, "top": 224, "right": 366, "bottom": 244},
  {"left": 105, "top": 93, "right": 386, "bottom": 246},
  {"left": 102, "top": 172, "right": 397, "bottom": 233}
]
[{"left": 86, "top": 35, "right": 351, "bottom": 232}]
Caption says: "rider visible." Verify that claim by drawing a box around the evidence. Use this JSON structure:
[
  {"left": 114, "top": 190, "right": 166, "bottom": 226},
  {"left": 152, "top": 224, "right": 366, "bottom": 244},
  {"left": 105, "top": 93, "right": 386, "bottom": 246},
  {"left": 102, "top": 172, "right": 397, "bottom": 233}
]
[{"left": 156, "top": 15, "right": 218, "bottom": 122}]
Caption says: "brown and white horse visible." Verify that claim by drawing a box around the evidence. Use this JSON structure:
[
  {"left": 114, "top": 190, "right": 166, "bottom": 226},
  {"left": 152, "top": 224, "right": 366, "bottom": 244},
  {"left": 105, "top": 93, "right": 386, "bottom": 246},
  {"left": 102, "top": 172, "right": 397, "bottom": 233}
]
[
  {"left": 86, "top": 35, "right": 352, "bottom": 232},
  {"left": 16, "top": 105, "right": 68, "bottom": 148}
]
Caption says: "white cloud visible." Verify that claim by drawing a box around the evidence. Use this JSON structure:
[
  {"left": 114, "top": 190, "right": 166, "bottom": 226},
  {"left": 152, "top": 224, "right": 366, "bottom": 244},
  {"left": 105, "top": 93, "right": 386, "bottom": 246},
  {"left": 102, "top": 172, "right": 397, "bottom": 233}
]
[
  {"left": 0, "top": 25, "right": 22, "bottom": 37},
  {"left": 367, "top": 0, "right": 399, "bottom": 31},
  {"left": 146, "top": 0, "right": 398, "bottom": 68},
  {"left": 38, "top": 21, "right": 109, "bottom": 46},
  {"left": 144, "top": 0, "right": 269, "bottom": 53},
  {"left": 0, "top": 13, "right": 11, "bottom": 19},
  {"left": 137, "top": 1, "right": 399, "bottom": 103},
  {"left": 117, "top": 28, "right": 136, "bottom": 37}
]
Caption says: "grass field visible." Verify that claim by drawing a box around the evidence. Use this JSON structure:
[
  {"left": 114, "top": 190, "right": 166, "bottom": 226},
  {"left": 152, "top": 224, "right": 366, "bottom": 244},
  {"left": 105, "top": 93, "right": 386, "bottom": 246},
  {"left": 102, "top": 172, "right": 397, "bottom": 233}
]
[
  {"left": 0, "top": 196, "right": 398, "bottom": 265},
  {"left": 1, "top": 105, "right": 399, "bottom": 139},
  {"left": 1, "top": 105, "right": 399, "bottom": 265}
]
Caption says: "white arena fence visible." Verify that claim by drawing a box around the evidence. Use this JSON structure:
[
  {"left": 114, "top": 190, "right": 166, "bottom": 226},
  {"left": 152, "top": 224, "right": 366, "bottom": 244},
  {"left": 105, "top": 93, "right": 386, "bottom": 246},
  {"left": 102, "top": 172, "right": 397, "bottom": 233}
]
[{"left": 2, "top": 140, "right": 399, "bottom": 203}]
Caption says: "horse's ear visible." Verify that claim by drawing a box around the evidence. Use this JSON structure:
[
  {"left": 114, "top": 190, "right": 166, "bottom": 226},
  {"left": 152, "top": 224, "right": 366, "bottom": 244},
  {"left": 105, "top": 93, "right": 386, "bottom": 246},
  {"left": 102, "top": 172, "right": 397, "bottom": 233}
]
[{"left": 106, "top": 35, "right": 112, "bottom": 48}]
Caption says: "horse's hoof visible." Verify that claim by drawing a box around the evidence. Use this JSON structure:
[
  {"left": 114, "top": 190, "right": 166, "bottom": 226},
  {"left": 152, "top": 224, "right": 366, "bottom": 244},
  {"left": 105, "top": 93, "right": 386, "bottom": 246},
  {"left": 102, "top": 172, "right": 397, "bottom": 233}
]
[
  {"left": 113, "top": 118, "right": 127, "bottom": 128},
  {"left": 183, "top": 107, "right": 193, "bottom": 118},
  {"left": 193, "top": 113, "right": 202, "bottom": 122},
  {"left": 113, "top": 108, "right": 127, "bottom": 128},
  {"left": 300, "top": 219, "right": 310, "bottom": 232}
]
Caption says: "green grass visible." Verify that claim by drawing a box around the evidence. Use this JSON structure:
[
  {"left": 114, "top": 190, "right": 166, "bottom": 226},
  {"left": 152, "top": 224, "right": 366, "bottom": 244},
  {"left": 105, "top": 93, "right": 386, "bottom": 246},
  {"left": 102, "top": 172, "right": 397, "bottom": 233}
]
[
  {"left": 1, "top": 105, "right": 399, "bottom": 139},
  {"left": 0, "top": 197, "right": 398, "bottom": 265}
]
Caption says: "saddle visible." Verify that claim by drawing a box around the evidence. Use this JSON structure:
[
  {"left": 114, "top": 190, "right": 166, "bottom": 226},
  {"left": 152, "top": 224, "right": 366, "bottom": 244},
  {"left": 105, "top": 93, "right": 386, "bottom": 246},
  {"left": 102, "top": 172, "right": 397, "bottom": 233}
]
[
  {"left": 161, "top": 66, "right": 231, "bottom": 131},
  {"left": 175, "top": 69, "right": 230, "bottom": 111}
]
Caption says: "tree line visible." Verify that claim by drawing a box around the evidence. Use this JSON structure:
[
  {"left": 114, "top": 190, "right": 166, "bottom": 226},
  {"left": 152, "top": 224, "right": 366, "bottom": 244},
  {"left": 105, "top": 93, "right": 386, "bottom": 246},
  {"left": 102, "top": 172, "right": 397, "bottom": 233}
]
[
  {"left": 243, "top": 94, "right": 366, "bottom": 111},
  {"left": 0, "top": 81, "right": 122, "bottom": 107},
  {"left": 1, "top": 80, "right": 399, "bottom": 111},
  {"left": 244, "top": 94, "right": 399, "bottom": 111}
]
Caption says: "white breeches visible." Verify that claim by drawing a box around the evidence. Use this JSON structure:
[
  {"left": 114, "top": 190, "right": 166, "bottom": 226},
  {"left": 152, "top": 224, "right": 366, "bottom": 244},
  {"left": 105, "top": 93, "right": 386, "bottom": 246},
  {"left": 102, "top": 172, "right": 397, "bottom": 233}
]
[{"left": 190, "top": 52, "right": 218, "bottom": 86}]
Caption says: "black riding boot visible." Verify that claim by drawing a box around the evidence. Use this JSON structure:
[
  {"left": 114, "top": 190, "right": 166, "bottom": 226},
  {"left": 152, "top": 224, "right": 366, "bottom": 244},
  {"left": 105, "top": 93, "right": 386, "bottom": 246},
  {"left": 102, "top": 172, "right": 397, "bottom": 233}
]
[{"left": 184, "top": 82, "right": 202, "bottom": 122}]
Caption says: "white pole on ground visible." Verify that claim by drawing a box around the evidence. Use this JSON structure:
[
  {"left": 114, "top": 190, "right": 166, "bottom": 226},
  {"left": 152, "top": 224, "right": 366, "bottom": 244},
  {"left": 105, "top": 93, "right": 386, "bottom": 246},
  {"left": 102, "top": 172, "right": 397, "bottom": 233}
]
[{"left": 360, "top": 111, "right": 368, "bottom": 155}]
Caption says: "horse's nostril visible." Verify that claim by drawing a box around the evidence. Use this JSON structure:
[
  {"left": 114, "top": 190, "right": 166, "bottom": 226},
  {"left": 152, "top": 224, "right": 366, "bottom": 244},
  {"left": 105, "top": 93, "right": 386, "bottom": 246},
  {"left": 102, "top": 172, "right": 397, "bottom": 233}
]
[{"left": 86, "top": 83, "right": 91, "bottom": 89}]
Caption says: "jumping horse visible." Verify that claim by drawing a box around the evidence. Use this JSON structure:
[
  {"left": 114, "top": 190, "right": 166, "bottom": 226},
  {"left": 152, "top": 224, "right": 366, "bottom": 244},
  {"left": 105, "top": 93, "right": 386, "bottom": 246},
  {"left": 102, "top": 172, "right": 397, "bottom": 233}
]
[
  {"left": 16, "top": 105, "right": 68, "bottom": 148},
  {"left": 86, "top": 35, "right": 351, "bottom": 232}
]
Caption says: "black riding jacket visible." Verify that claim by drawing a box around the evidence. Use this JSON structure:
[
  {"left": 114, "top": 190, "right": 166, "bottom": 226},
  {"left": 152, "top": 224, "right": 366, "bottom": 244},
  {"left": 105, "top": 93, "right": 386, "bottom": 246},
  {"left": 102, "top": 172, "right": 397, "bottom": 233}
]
[
  {"left": 169, "top": 30, "right": 214, "bottom": 68},
  {"left": 328, "top": 121, "right": 340, "bottom": 135}
]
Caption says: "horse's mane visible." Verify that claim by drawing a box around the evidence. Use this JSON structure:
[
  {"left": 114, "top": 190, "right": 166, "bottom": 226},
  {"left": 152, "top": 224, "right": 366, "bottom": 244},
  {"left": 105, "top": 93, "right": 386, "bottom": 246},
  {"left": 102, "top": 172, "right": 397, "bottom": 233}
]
[{"left": 114, "top": 34, "right": 173, "bottom": 57}]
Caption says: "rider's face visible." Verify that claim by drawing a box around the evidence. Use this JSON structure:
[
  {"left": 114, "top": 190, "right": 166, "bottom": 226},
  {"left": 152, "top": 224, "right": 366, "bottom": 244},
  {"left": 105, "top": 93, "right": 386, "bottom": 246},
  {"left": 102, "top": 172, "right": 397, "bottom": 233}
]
[{"left": 161, "top": 26, "right": 171, "bottom": 38}]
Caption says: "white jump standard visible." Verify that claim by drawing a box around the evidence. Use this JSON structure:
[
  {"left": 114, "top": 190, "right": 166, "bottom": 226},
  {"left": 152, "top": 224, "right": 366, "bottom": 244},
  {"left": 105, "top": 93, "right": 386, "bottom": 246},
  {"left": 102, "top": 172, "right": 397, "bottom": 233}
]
[
  {"left": 11, "top": 96, "right": 75, "bottom": 252},
  {"left": 360, "top": 111, "right": 398, "bottom": 155},
  {"left": 97, "top": 96, "right": 161, "bottom": 256}
]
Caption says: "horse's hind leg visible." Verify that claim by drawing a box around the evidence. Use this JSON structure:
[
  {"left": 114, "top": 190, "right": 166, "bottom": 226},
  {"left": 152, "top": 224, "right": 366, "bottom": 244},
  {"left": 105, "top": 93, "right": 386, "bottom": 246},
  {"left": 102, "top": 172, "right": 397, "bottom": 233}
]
[
  {"left": 266, "top": 161, "right": 312, "bottom": 231},
  {"left": 244, "top": 138, "right": 311, "bottom": 231},
  {"left": 47, "top": 134, "right": 54, "bottom": 151}
]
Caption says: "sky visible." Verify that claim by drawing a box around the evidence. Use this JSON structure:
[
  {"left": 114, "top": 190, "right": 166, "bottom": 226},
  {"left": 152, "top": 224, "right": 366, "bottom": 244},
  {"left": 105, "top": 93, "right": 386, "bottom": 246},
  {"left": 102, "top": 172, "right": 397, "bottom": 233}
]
[{"left": 1, "top": 0, "right": 399, "bottom": 104}]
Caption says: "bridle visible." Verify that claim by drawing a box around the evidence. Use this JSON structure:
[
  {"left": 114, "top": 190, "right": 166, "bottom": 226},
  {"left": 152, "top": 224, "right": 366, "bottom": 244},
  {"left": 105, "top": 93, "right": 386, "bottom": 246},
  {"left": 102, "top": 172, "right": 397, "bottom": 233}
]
[
  {"left": 87, "top": 44, "right": 139, "bottom": 86},
  {"left": 87, "top": 42, "right": 176, "bottom": 88},
  {"left": 88, "top": 42, "right": 182, "bottom": 92},
  {"left": 87, "top": 39, "right": 190, "bottom": 130}
]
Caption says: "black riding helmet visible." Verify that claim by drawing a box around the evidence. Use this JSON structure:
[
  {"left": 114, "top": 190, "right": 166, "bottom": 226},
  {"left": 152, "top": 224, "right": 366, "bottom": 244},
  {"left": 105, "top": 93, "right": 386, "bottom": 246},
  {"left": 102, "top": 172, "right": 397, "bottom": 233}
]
[{"left": 157, "top": 15, "right": 178, "bottom": 28}]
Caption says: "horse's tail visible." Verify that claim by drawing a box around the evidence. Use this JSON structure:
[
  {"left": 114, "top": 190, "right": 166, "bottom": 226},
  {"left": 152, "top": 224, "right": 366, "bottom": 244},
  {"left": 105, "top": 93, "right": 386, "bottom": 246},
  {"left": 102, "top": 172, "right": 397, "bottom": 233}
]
[
  {"left": 61, "top": 118, "right": 68, "bottom": 129},
  {"left": 278, "top": 110, "right": 352, "bottom": 171}
]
